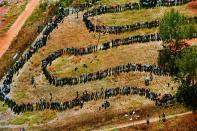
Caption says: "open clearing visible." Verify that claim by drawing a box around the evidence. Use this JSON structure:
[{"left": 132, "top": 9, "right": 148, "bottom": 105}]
[{"left": 0, "top": 0, "right": 196, "bottom": 130}]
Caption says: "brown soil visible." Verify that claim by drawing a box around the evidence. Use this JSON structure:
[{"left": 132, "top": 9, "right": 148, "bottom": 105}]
[
  {"left": 0, "top": 0, "right": 39, "bottom": 58},
  {"left": 121, "top": 113, "right": 197, "bottom": 131},
  {"left": 187, "top": 1, "right": 197, "bottom": 15},
  {"left": 185, "top": 38, "right": 197, "bottom": 45}
]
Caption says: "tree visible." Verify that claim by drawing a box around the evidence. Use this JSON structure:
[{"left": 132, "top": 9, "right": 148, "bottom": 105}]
[
  {"left": 158, "top": 9, "right": 196, "bottom": 73},
  {"left": 158, "top": 48, "right": 178, "bottom": 74},
  {"left": 159, "top": 9, "right": 196, "bottom": 49},
  {"left": 176, "top": 83, "right": 197, "bottom": 111},
  {"left": 175, "top": 45, "right": 197, "bottom": 85}
]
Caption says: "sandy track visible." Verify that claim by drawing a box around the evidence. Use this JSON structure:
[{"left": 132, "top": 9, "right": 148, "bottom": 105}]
[
  {"left": 101, "top": 111, "right": 193, "bottom": 131},
  {"left": 0, "top": 0, "right": 39, "bottom": 58},
  {"left": 0, "top": 111, "right": 193, "bottom": 130}
]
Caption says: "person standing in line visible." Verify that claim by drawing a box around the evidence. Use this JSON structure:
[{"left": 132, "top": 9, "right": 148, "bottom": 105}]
[{"left": 146, "top": 114, "right": 150, "bottom": 125}]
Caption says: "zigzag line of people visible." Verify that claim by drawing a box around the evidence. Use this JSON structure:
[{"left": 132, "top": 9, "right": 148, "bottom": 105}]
[
  {"left": 0, "top": 0, "right": 194, "bottom": 114},
  {"left": 0, "top": 86, "right": 174, "bottom": 114},
  {"left": 0, "top": 0, "right": 103, "bottom": 114},
  {"left": 83, "top": 0, "right": 196, "bottom": 34},
  {"left": 42, "top": 33, "right": 171, "bottom": 87},
  {"left": 42, "top": 30, "right": 197, "bottom": 86}
]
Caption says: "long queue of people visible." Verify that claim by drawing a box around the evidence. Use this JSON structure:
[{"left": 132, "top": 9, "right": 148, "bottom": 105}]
[
  {"left": 83, "top": 0, "right": 193, "bottom": 34},
  {"left": 41, "top": 28, "right": 197, "bottom": 86},
  {"left": 0, "top": 0, "right": 192, "bottom": 115},
  {"left": 94, "top": 20, "right": 159, "bottom": 34},
  {"left": 0, "top": 0, "right": 103, "bottom": 114},
  {"left": 43, "top": 60, "right": 170, "bottom": 86},
  {"left": 85, "top": 17, "right": 197, "bottom": 34},
  {"left": 140, "top": 0, "right": 191, "bottom": 8},
  {"left": 0, "top": 7, "right": 68, "bottom": 114},
  {"left": 41, "top": 34, "right": 170, "bottom": 86},
  {"left": 0, "top": 86, "right": 175, "bottom": 114},
  {"left": 43, "top": 33, "right": 161, "bottom": 58}
]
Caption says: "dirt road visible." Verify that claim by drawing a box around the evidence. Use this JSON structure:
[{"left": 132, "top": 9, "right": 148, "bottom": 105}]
[
  {"left": 0, "top": 0, "right": 40, "bottom": 58},
  {"left": 102, "top": 111, "right": 193, "bottom": 131},
  {"left": 0, "top": 111, "right": 193, "bottom": 130}
]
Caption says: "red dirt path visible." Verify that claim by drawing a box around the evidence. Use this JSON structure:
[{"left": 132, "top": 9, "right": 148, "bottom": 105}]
[
  {"left": 185, "top": 38, "right": 197, "bottom": 45},
  {"left": 187, "top": 0, "right": 197, "bottom": 15},
  {"left": 0, "top": 0, "right": 39, "bottom": 58}
]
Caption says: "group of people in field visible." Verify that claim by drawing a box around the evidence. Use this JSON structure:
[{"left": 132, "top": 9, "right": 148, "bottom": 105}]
[
  {"left": 1, "top": 85, "right": 174, "bottom": 114},
  {"left": 65, "top": 33, "right": 161, "bottom": 55},
  {"left": 41, "top": 30, "right": 167, "bottom": 87},
  {"left": 0, "top": 0, "right": 110, "bottom": 115},
  {"left": 0, "top": 0, "right": 193, "bottom": 115},
  {"left": 140, "top": 0, "right": 191, "bottom": 8},
  {"left": 0, "top": 6, "right": 68, "bottom": 114},
  {"left": 42, "top": 51, "right": 170, "bottom": 86},
  {"left": 94, "top": 20, "right": 159, "bottom": 34},
  {"left": 83, "top": 0, "right": 192, "bottom": 34}
]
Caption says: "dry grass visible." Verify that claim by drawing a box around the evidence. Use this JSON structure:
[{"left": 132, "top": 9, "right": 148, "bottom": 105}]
[
  {"left": 121, "top": 113, "right": 197, "bottom": 131},
  {"left": 3, "top": 0, "right": 194, "bottom": 129},
  {"left": 50, "top": 42, "right": 161, "bottom": 77},
  {"left": 10, "top": 1, "right": 178, "bottom": 103},
  {"left": 0, "top": 110, "right": 56, "bottom": 127},
  {"left": 0, "top": 2, "right": 58, "bottom": 80},
  {"left": 27, "top": 104, "right": 189, "bottom": 130},
  {"left": 10, "top": 13, "right": 178, "bottom": 104},
  {"left": 0, "top": 101, "right": 8, "bottom": 112},
  {"left": 0, "top": 0, "right": 28, "bottom": 35},
  {"left": 93, "top": 3, "right": 195, "bottom": 26}
]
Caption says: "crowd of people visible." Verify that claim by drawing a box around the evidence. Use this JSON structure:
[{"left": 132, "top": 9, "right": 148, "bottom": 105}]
[
  {"left": 90, "top": 20, "right": 159, "bottom": 34},
  {"left": 65, "top": 33, "right": 162, "bottom": 55},
  {"left": 0, "top": 0, "right": 193, "bottom": 115},
  {"left": 140, "top": 0, "right": 191, "bottom": 8},
  {"left": 83, "top": 0, "right": 192, "bottom": 34},
  {"left": 0, "top": 0, "right": 103, "bottom": 114},
  {"left": 40, "top": 32, "right": 173, "bottom": 87},
  {"left": 0, "top": 0, "right": 132, "bottom": 115},
  {"left": 42, "top": 51, "right": 170, "bottom": 86},
  {"left": 41, "top": 33, "right": 162, "bottom": 66},
  {"left": 0, "top": 6, "right": 69, "bottom": 114},
  {"left": 0, "top": 86, "right": 174, "bottom": 114}
]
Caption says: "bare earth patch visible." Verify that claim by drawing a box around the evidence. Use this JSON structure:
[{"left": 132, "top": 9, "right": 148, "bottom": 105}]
[{"left": 187, "top": 0, "right": 197, "bottom": 15}]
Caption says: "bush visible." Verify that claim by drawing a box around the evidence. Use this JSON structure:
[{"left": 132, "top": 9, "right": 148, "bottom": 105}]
[
  {"left": 158, "top": 9, "right": 196, "bottom": 74},
  {"left": 158, "top": 48, "right": 178, "bottom": 74},
  {"left": 175, "top": 45, "right": 197, "bottom": 84},
  {"left": 159, "top": 9, "right": 196, "bottom": 45},
  {"left": 176, "top": 83, "right": 197, "bottom": 111}
]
